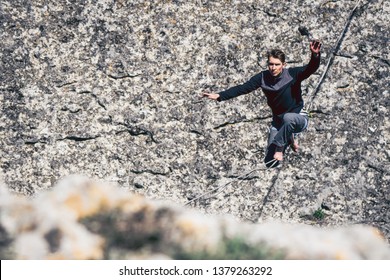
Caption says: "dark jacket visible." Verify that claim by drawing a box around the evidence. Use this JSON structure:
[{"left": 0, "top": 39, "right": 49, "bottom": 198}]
[{"left": 218, "top": 53, "right": 320, "bottom": 127}]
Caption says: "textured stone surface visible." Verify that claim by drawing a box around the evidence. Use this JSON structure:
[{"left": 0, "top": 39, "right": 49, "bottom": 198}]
[{"left": 0, "top": 0, "right": 389, "bottom": 249}]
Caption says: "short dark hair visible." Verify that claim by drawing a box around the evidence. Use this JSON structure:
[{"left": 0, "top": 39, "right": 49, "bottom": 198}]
[{"left": 267, "top": 49, "right": 286, "bottom": 63}]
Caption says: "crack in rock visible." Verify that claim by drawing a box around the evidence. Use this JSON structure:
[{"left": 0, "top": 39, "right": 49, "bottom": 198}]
[
  {"left": 107, "top": 73, "right": 142, "bottom": 80},
  {"left": 55, "top": 81, "right": 77, "bottom": 88},
  {"left": 214, "top": 115, "right": 272, "bottom": 129},
  {"left": 116, "top": 123, "right": 158, "bottom": 143},
  {"left": 130, "top": 168, "right": 171, "bottom": 176},
  {"left": 60, "top": 135, "right": 101, "bottom": 142}
]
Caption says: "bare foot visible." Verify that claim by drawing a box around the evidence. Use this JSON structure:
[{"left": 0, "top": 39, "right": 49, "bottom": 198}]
[{"left": 274, "top": 151, "right": 283, "bottom": 161}]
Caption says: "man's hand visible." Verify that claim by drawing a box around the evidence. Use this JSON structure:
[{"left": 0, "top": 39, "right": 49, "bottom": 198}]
[
  {"left": 310, "top": 40, "right": 322, "bottom": 54},
  {"left": 202, "top": 92, "right": 220, "bottom": 100}
]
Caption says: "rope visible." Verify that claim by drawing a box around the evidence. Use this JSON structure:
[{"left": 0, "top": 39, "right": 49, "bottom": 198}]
[
  {"left": 184, "top": 158, "right": 278, "bottom": 206},
  {"left": 306, "top": 0, "right": 363, "bottom": 112}
]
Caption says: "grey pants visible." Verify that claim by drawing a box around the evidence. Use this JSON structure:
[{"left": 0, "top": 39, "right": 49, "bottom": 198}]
[{"left": 268, "top": 112, "right": 308, "bottom": 148}]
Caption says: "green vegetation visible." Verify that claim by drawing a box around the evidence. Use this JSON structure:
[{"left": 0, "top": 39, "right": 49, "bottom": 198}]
[{"left": 313, "top": 208, "right": 325, "bottom": 220}]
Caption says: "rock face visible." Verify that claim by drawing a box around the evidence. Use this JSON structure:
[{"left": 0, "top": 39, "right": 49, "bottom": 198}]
[
  {"left": 1, "top": 176, "right": 389, "bottom": 260},
  {"left": 0, "top": 0, "right": 389, "bottom": 253}
]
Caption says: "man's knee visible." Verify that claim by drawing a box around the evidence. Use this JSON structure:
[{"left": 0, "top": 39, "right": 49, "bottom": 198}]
[
  {"left": 283, "top": 113, "right": 307, "bottom": 132},
  {"left": 282, "top": 113, "right": 298, "bottom": 126}
]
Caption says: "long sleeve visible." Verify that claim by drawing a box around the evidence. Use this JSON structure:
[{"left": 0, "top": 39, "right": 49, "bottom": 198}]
[
  {"left": 217, "top": 73, "right": 263, "bottom": 101},
  {"left": 295, "top": 53, "right": 321, "bottom": 82}
]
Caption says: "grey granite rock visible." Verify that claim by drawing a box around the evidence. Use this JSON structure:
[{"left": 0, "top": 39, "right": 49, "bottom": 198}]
[{"left": 0, "top": 0, "right": 389, "bottom": 247}]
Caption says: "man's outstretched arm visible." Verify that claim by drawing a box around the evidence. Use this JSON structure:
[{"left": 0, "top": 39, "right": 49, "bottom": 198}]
[{"left": 202, "top": 73, "right": 263, "bottom": 102}]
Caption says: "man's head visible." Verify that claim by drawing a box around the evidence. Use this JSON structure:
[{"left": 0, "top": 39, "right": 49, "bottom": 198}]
[{"left": 267, "top": 49, "right": 286, "bottom": 77}]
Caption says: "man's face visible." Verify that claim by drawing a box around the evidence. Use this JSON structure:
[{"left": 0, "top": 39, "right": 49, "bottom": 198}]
[{"left": 268, "top": 57, "right": 285, "bottom": 77}]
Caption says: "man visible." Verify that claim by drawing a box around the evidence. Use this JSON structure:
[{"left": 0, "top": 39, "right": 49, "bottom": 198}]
[{"left": 203, "top": 40, "right": 322, "bottom": 166}]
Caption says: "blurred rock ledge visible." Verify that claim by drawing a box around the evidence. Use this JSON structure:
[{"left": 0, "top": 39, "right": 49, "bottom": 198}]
[{"left": 0, "top": 176, "right": 389, "bottom": 260}]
